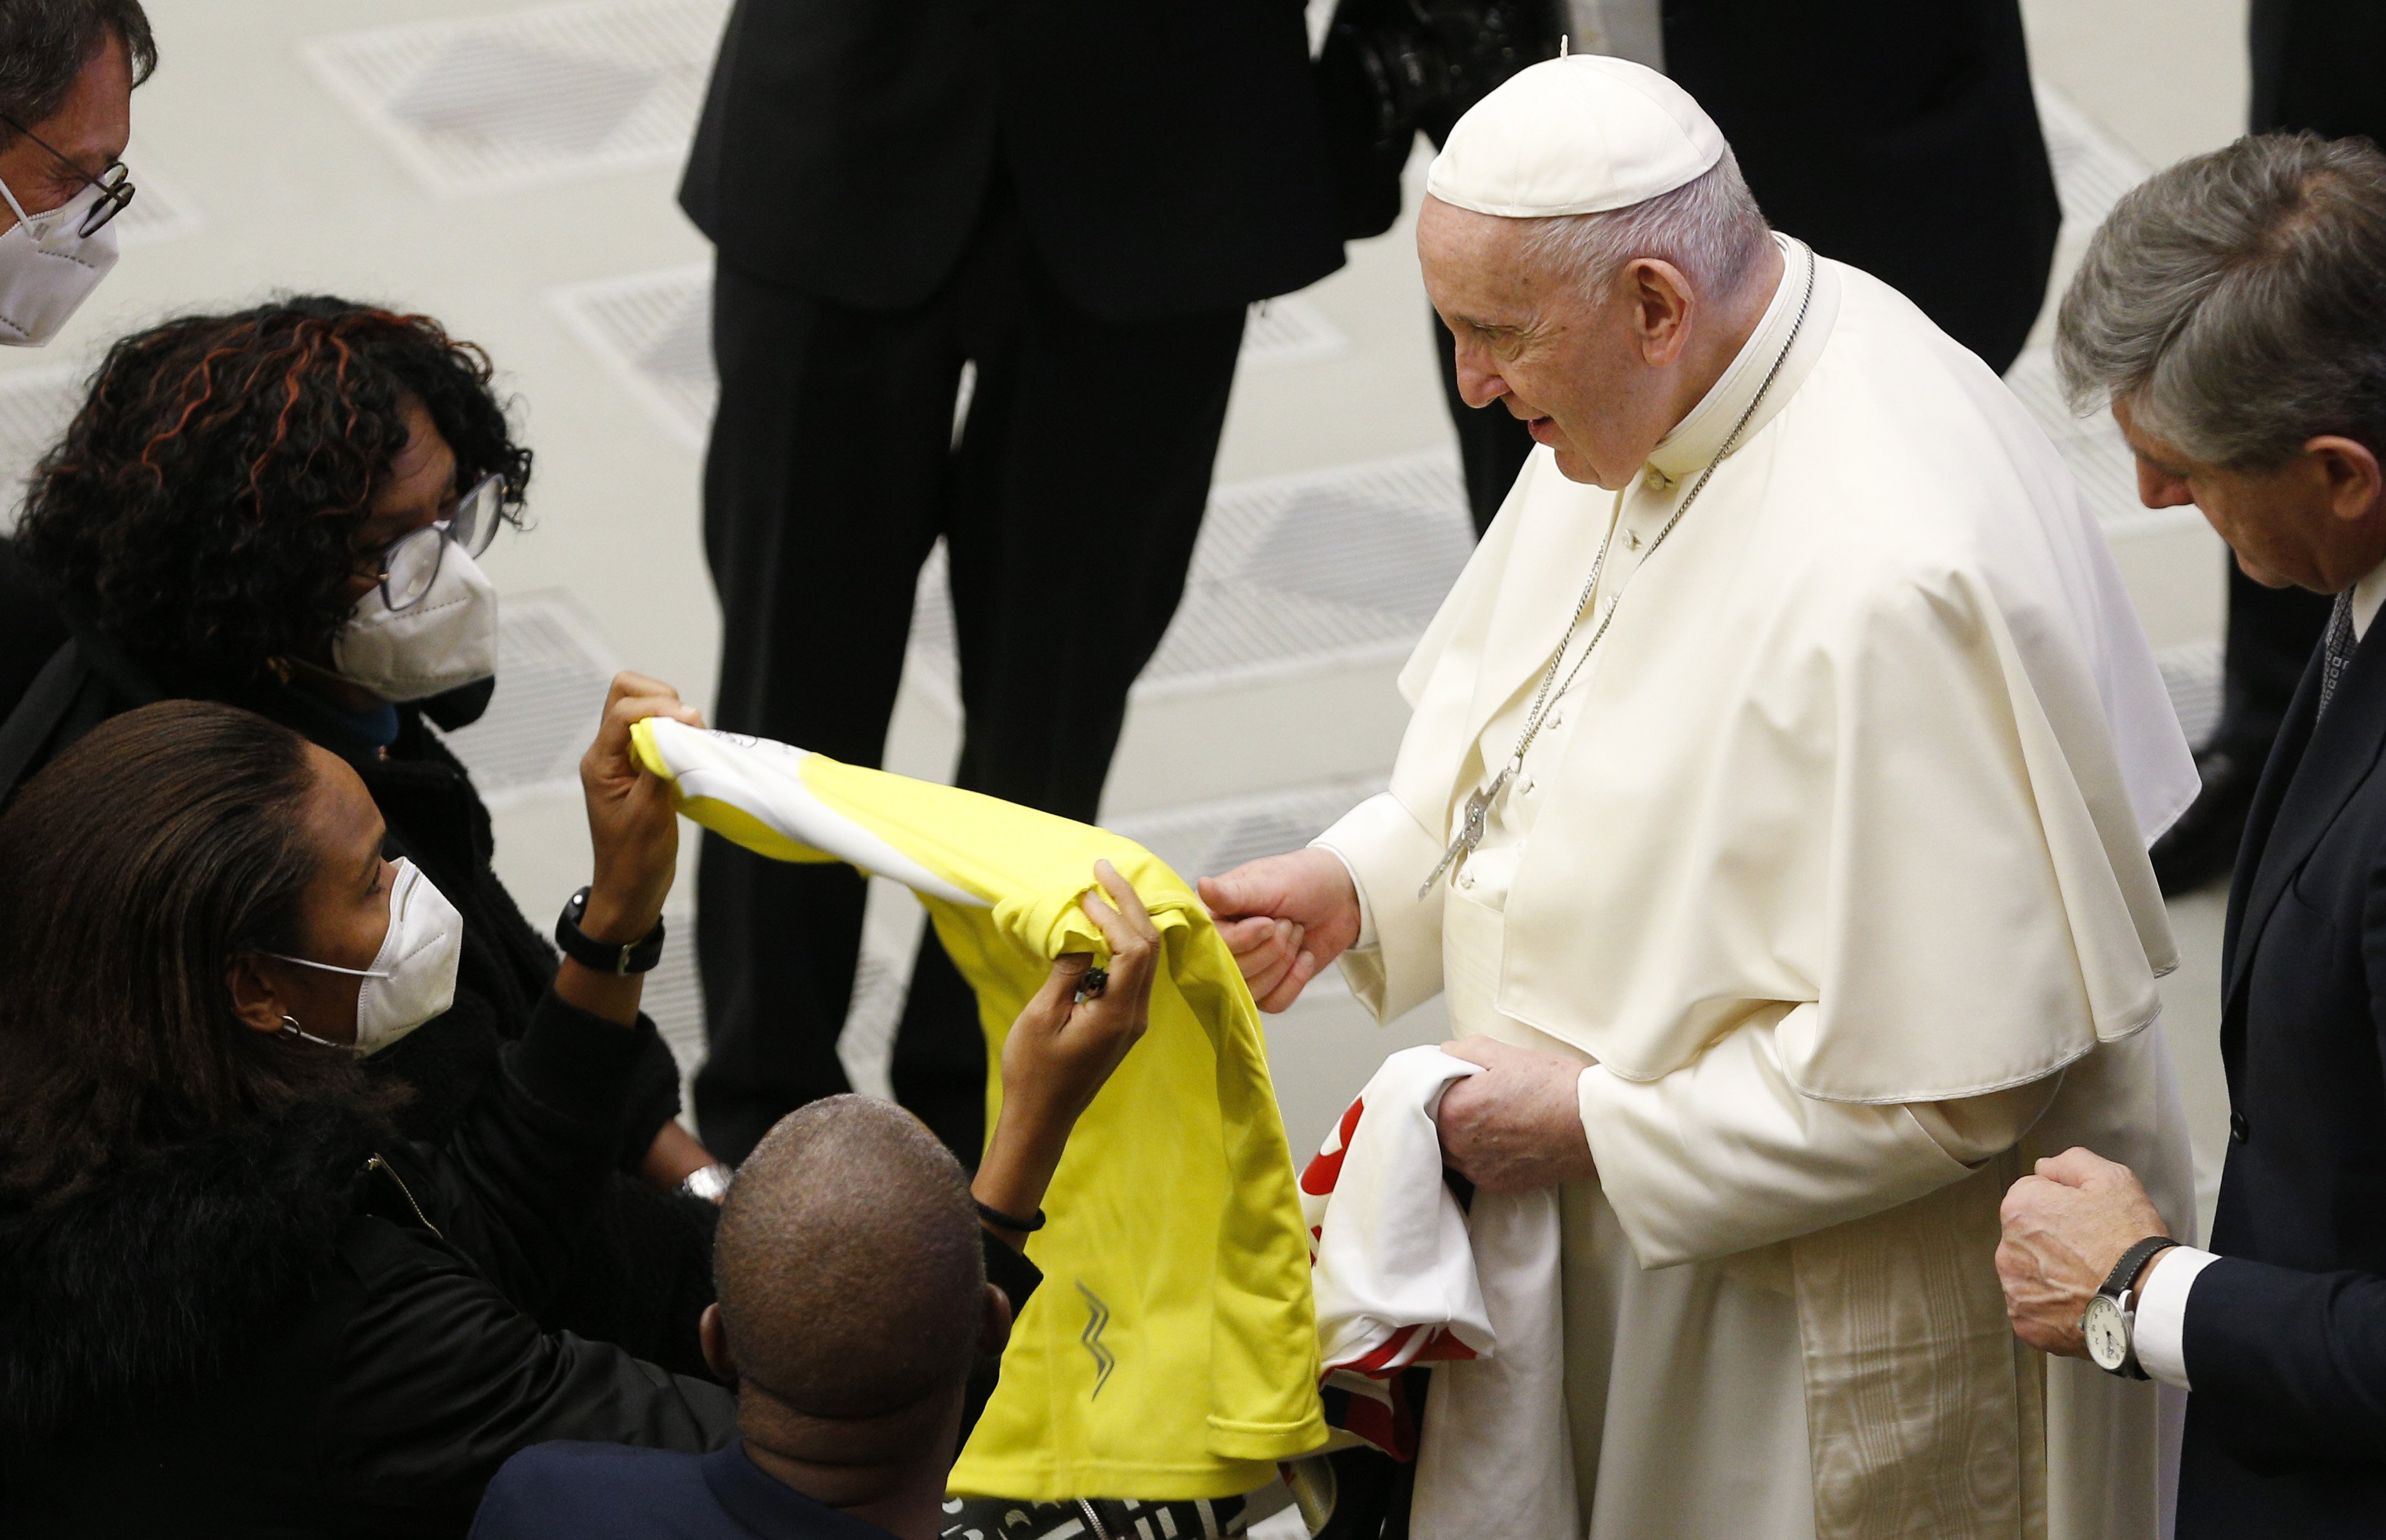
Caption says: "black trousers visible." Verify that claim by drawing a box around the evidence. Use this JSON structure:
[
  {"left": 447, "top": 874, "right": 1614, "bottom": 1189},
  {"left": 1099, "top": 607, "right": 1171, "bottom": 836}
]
[{"left": 694, "top": 188, "right": 1246, "bottom": 1166}]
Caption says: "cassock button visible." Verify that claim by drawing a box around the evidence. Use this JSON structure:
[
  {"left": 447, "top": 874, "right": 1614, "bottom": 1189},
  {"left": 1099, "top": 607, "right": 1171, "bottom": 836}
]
[
  {"left": 1642, "top": 467, "right": 1669, "bottom": 491},
  {"left": 2229, "top": 1112, "right": 2251, "bottom": 1144},
  {"left": 1458, "top": 870, "right": 1476, "bottom": 890}
]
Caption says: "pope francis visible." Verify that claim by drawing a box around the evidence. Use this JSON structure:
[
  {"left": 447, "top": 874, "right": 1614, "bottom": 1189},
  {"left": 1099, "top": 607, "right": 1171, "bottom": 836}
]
[{"left": 1201, "top": 56, "right": 2205, "bottom": 1540}]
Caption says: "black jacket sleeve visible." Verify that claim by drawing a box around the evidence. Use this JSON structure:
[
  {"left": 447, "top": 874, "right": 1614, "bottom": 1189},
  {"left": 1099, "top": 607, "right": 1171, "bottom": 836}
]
[
  {"left": 324, "top": 1216, "right": 737, "bottom": 1529},
  {"left": 394, "top": 987, "right": 655, "bottom": 1315},
  {"left": 2182, "top": 1257, "right": 2386, "bottom": 1471}
]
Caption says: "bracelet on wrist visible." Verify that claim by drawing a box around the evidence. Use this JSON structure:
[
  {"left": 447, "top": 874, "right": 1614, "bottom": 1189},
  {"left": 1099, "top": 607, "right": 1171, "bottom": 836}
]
[
  {"left": 974, "top": 1199, "right": 1047, "bottom": 1233},
  {"left": 677, "top": 1162, "right": 734, "bottom": 1204}
]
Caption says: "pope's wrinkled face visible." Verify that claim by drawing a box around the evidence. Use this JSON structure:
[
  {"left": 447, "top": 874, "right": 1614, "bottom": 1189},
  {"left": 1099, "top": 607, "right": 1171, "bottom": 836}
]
[
  {"left": 1417, "top": 196, "right": 1687, "bottom": 491},
  {"left": 2113, "top": 396, "right": 2386, "bottom": 594}
]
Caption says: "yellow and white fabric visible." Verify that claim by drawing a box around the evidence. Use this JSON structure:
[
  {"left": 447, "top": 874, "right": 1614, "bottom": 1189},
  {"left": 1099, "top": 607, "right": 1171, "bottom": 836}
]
[
  {"left": 629, "top": 719, "right": 1328, "bottom": 1500},
  {"left": 1315, "top": 239, "right": 2198, "bottom": 1540}
]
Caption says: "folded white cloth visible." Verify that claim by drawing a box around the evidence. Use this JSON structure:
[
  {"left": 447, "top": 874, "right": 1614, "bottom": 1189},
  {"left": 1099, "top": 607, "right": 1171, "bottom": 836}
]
[{"left": 1301, "top": 1046, "right": 1578, "bottom": 1540}]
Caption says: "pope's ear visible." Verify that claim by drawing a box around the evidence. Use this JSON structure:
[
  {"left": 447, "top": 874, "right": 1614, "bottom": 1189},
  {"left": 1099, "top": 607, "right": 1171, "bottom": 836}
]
[{"left": 1628, "top": 257, "right": 1697, "bottom": 365}]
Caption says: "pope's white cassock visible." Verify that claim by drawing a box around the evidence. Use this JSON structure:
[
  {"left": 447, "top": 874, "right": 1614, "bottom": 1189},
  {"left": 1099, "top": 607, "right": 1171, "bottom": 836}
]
[{"left": 1313, "top": 57, "right": 2203, "bottom": 1540}]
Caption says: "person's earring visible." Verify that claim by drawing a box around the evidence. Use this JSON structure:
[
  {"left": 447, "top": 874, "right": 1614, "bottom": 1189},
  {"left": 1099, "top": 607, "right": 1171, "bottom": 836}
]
[{"left": 280, "top": 1013, "right": 347, "bottom": 1051}]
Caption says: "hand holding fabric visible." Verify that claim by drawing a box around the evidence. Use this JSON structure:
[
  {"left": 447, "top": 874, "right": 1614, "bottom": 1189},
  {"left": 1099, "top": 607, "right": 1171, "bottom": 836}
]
[
  {"left": 974, "top": 860, "right": 1157, "bottom": 1244},
  {"left": 1435, "top": 1036, "right": 1597, "bottom": 1194},
  {"left": 578, "top": 671, "right": 704, "bottom": 943},
  {"left": 1198, "top": 848, "right": 1362, "bottom": 1012},
  {"left": 1997, "top": 1146, "right": 2172, "bottom": 1357}
]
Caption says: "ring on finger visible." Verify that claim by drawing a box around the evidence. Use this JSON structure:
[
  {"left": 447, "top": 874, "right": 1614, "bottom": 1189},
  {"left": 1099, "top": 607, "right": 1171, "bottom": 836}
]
[{"left": 1074, "top": 967, "right": 1110, "bottom": 1004}]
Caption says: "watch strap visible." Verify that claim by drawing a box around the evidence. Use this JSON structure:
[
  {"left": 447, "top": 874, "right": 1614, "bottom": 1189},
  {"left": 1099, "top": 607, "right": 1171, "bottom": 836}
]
[
  {"left": 2099, "top": 1236, "right": 2178, "bottom": 1302},
  {"left": 555, "top": 886, "right": 666, "bottom": 975}
]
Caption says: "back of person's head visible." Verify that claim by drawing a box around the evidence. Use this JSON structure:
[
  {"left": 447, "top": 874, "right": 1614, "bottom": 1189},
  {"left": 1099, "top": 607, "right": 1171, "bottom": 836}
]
[
  {"left": 0, "top": 699, "right": 379, "bottom": 1206},
  {"left": 0, "top": 0, "right": 157, "bottom": 139},
  {"left": 712, "top": 1095, "right": 986, "bottom": 1423},
  {"left": 11, "top": 296, "right": 531, "bottom": 683},
  {"left": 2057, "top": 131, "right": 2386, "bottom": 469}
]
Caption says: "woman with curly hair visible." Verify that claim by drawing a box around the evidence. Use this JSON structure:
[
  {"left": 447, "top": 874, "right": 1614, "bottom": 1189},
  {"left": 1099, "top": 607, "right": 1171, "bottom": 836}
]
[{"left": 0, "top": 295, "right": 720, "bottom": 1372}]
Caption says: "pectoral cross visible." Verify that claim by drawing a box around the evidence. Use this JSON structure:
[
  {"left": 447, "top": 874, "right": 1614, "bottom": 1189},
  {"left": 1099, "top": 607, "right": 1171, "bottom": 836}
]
[{"left": 1420, "top": 768, "right": 1509, "bottom": 899}]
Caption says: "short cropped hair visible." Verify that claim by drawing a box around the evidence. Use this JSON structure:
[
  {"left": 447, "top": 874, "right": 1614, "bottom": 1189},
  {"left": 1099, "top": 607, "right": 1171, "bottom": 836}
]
[
  {"left": 1518, "top": 147, "right": 1774, "bottom": 301},
  {"left": 0, "top": 0, "right": 156, "bottom": 143},
  {"left": 2056, "top": 132, "right": 2386, "bottom": 469},
  {"left": 712, "top": 1097, "right": 985, "bottom": 1419}
]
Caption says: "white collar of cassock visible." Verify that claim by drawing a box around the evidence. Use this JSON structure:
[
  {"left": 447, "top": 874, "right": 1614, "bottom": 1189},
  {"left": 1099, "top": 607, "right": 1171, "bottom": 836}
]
[{"left": 1643, "top": 234, "right": 1826, "bottom": 488}]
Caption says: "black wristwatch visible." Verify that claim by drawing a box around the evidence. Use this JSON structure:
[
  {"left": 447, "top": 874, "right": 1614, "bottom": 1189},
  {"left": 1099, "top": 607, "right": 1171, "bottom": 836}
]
[
  {"left": 554, "top": 886, "right": 666, "bottom": 976},
  {"left": 2081, "top": 1235, "right": 2176, "bottom": 1380}
]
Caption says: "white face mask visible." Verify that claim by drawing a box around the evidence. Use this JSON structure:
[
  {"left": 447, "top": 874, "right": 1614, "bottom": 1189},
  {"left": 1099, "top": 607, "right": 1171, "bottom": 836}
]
[
  {"left": 330, "top": 542, "right": 500, "bottom": 703},
  {"left": 0, "top": 174, "right": 120, "bottom": 347},
  {"left": 271, "top": 858, "right": 464, "bottom": 1056}
]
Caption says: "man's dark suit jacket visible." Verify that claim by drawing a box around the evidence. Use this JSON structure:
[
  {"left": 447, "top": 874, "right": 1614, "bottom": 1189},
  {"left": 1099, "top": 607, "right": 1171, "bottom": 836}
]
[
  {"left": 470, "top": 1440, "right": 896, "bottom": 1540},
  {"left": 2180, "top": 619, "right": 2386, "bottom": 1534},
  {"left": 678, "top": 0, "right": 1345, "bottom": 322}
]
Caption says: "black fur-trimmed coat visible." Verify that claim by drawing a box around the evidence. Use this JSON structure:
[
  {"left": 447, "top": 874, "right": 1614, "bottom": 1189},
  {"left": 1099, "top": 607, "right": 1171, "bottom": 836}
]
[{"left": 0, "top": 993, "right": 739, "bottom": 1540}]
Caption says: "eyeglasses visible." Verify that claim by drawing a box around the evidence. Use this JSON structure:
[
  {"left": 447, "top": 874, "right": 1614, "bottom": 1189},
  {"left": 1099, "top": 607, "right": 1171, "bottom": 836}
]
[
  {"left": 0, "top": 113, "right": 134, "bottom": 237},
  {"left": 375, "top": 472, "right": 506, "bottom": 611}
]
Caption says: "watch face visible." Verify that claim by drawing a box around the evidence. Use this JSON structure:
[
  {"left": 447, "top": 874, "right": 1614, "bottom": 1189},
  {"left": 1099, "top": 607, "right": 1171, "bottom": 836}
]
[{"left": 2082, "top": 1295, "right": 2130, "bottom": 1372}]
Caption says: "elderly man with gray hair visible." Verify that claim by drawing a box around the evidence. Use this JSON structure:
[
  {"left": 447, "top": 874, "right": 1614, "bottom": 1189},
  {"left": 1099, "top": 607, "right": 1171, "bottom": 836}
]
[
  {"left": 1204, "top": 53, "right": 2200, "bottom": 1540},
  {"left": 1999, "top": 132, "right": 2386, "bottom": 1537}
]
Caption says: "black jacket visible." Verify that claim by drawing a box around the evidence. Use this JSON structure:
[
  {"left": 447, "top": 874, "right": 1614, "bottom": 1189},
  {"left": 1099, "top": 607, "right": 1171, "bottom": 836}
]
[
  {"left": 0, "top": 540, "right": 711, "bottom": 1372},
  {"left": 2178, "top": 622, "right": 2386, "bottom": 1534},
  {"left": 1665, "top": 0, "right": 2058, "bottom": 374},
  {"left": 676, "top": 0, "right": 1344, "bottom": 321},
  {"left": 0, "top": 992, "right": 739, "bottom": 1539}
]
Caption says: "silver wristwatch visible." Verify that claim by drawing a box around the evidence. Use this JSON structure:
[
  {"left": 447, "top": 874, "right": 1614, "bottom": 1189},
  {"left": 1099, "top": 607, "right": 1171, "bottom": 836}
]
[
  {"left": 2081, "top": 1236, "right": 2175, "bottom": 1379},
  {"left": 677, "top": 1162, "right": 735, "bottom": 1204}
]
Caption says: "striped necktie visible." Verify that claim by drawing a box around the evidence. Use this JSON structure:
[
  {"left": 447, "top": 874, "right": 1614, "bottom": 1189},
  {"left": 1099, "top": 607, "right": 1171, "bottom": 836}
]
[{"left": 2318, "top": 589, "right": 2358, "bottom": 721}]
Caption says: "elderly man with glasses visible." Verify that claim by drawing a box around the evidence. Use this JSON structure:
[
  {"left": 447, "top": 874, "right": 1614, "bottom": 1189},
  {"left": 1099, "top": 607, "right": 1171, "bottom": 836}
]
[{"left": 0, "top": 0, "right": 154, "bottom": 346}]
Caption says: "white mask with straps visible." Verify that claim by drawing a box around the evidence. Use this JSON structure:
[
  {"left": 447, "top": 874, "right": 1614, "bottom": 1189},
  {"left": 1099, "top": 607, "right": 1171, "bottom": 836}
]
[
  {"left": 271, "top": 858, "right": 464, "bottom": 1056},
  {"left": 0, "top": 173, "right": 120, "bottom": 347},
  {"left": 330, "top": 542, "right": 501, "bottom": 703}
]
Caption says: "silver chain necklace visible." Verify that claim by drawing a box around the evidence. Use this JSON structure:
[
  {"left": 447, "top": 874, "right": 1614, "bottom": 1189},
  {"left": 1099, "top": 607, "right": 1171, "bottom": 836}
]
[{"left": 1420, "top": 242, "right": 1818, "bottom": 900}]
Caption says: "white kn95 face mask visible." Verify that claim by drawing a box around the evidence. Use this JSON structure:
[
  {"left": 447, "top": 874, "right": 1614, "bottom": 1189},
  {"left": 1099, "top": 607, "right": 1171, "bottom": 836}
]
[
  {"left": 331, "top": 542, "right": 501, "bottom": 703},
  {"left": 0, "top": 174, "right": 120, "bottom": 347},
  {"left": 270, "top": 858, "right": 464, "bottom": 1056}
]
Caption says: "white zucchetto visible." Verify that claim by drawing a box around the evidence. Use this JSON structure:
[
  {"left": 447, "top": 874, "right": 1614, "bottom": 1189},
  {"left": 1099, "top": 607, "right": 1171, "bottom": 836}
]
[{"left": 1425, "top": 54, "right": 1725, "bottom": 219}]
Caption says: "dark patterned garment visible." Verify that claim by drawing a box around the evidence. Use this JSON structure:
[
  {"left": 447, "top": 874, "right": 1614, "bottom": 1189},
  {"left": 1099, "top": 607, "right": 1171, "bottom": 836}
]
[{"left": 942, "top": 1495, "right": 1251, "bottom": 1540}]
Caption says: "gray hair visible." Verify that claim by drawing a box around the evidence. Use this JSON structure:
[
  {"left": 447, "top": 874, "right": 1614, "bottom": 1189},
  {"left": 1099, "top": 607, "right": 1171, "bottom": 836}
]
[
  {"left": 2055, "top": 132, "right": 2386, "bottom": 469},
  {"left": 1518, "top": 147, "right": 1773, "bottom": 302},
  {"left": 0, "top": 0, "right": 156, "bottom": 147}
]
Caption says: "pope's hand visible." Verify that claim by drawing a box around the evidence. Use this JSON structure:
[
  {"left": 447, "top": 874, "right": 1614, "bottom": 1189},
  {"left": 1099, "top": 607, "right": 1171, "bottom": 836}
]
[
  {"left": 1197, "top": 848, "right": 1362, "bottom": 1012},
  {"left": 1996, "top": 1146, "right": 2172, "bottom": 1358},
  {"left": 1435, "top": 1037, "right": 1597, "bottom": 1194}
]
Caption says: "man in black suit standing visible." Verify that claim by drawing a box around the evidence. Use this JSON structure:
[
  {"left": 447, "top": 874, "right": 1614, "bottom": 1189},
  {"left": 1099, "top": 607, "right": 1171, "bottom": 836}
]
[
  {"left": 678, "top": 1, "right": 1343, "bottom": 1163},
  {"left": 2146, "top": 0, "right": 2386, "bottom": 894},
  {"left": 1997, "top": 133, "right": 2386, "bottom": 1536}
]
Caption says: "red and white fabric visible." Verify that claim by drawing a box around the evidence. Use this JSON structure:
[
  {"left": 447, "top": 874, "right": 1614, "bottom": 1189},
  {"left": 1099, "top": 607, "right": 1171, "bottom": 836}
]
[{"left": 1301, "top": 1046, "right": 1578, "bottom": 1540}]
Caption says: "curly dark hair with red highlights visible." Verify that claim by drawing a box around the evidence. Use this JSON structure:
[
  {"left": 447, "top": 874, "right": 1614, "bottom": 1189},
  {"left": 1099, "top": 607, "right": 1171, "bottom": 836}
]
[{"left": 13, "top": 295, "right": 532, "bottom": 683}]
